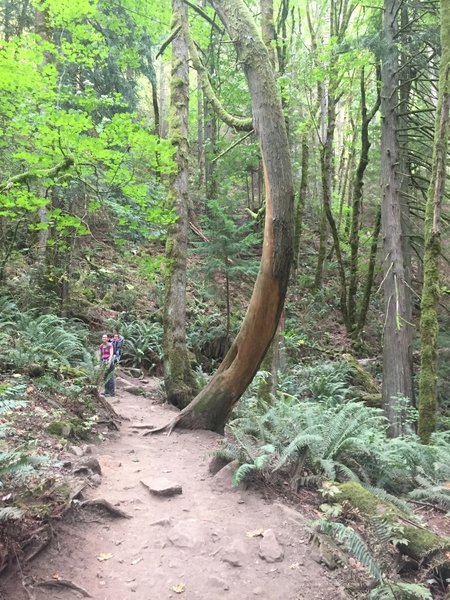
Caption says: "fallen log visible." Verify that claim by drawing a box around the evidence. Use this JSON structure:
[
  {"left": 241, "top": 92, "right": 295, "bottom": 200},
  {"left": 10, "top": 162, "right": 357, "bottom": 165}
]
[{"left": 337, "top": 481, "right": 450, "bottom": 566}]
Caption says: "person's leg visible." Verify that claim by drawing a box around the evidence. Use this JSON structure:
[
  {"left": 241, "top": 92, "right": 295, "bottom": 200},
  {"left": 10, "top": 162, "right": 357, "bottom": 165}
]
[{"left": 105, "top": 364, "right": 115, "bottom": 396}]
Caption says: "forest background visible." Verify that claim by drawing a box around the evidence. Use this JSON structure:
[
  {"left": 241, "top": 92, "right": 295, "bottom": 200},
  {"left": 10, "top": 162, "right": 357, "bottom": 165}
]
[{"left": 0, "top": 0, "right": 450, "bottom": 598}]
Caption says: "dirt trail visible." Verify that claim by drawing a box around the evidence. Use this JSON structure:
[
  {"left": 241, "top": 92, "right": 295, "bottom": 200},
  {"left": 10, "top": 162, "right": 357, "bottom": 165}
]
[{"left": 0, "top": 377, "right": 347, "bottom": 600}]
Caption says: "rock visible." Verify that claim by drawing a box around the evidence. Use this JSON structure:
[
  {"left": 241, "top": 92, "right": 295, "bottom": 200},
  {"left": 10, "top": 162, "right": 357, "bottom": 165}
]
[
  {"left": 207, "top": 576, "right": 229, "bottom": 591},
  {"left": 150, "top": 518, "right": 172, "bottom": 527},
  {"left": 210, "top": 460, "right": 239, "bottom": 492},
  {"left": 68, "top": 445, "right": 84, "bottom": 457},
  {"left": 258, "top": 530, "right": 284, "bottom": 563},
  {"left": 124, "top": 386, "right": 147, "bottom": 396},
  {"left": 167, "top": 520, "right": 206, "bottom": 549},
  {"left": 209, "top": 455, "right": 232, "bottom": 475},
  {"left": 221, "top": 538, "right": 248, "bottom": 568},
  {"left": 90, "top": 474, "right": 102, "bottom": 486},
  {"left": 76, "top": 456, "right": 102, "bottom": 475},
  {"left": 140, "top": 477, "right": 182, "bottom": 497}
]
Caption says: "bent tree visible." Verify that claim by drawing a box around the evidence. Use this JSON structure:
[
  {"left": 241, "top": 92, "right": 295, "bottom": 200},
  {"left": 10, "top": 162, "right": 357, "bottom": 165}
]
[{"left": 160, "top": 0, "right": 294, "bottom": 433}]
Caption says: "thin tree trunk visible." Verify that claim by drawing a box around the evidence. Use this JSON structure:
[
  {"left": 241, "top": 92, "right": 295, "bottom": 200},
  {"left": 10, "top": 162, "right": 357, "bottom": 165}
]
[
  {"left": 418, "top": 0, "right": 450, "bottom": 443},
  {"left": 348, "top": 66, "right": 381, "bottom": 335},
  {"left": 356, "top": 206, "right": 381, "bottom": 335},
  {"left": 293, "top": 133, "right": 309, "bottom": 271},
  {"left": 163, "top": 0, "right": 198, "bottom": 409}
]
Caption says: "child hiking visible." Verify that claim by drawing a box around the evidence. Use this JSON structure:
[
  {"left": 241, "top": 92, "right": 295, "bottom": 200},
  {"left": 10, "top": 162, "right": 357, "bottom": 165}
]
[{"left": 99, "top": 334, "right": 115, "bottom": 397}]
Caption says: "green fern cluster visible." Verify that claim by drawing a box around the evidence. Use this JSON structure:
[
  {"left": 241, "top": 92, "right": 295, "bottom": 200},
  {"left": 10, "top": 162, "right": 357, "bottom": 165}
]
[
  {"left": 107, "top": 319, "right": 163, "bottom": 371},
  {"left": 0, "top": 299, "right": 89, "bottom": 374},
  {"left": 0, "top": 382, "right": 49, "bottom": 521},
  {"left": 221, "top": 365, "right": 450, "bottom": 504}
]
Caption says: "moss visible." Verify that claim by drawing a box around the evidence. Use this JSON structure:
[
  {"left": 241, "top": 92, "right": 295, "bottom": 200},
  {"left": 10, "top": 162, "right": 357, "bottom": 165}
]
[
  {"left": 337, "top": 481, "right": 393, "bottom": 517},
  {"left": 399, "top": 526, "right": 450, "bottom": 562}
]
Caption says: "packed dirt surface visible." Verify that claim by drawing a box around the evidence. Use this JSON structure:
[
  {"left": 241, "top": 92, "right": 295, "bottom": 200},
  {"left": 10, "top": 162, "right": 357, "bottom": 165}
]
[{"left": 0, "top": 376, "right": 347, "bottom": 600}]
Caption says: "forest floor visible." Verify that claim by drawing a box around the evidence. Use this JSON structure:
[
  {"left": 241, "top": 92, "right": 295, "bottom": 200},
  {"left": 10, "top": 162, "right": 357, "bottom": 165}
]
[{"left": 0, "top": 374, "right": 350, "bottom": 600}]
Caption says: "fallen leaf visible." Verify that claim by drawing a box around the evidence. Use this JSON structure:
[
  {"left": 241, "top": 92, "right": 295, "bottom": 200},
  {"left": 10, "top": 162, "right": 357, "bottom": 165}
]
[
  {"left": 172, "top": 583, "right": 185, "bottom": 594},
  {"left": 289, "top": 563, "right": 300, "bottom": 570},
  {"left": 97, "top": 552, "right": 113, "bottom": 562},
  {"left": 246, "top": 529, "right": 264, "bottom": 538}
]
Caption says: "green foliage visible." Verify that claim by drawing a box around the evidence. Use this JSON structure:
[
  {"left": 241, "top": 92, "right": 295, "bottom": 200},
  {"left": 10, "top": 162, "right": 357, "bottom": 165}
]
[
  {"left": 219, "top": 361, "right": 450, "bottom": 506},
  {"left": 368, "top": 583, "right": 433, "bottom": 600},
  {"left": 0, "top": 308, "right": 89, "bottom": 373},
  {"left": 0, "top": 383, "right": 48, "bottom": 518},
  {"left": 315, "top": 519, "right": 383, "bottom": 581},
  {"left": 111, "top": 319, "right": 163, "bottom": 372}
]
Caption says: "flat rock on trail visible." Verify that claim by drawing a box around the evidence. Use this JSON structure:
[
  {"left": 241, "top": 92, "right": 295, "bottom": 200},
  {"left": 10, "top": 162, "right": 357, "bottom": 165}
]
[{"left": 0, "top": 377, "right": 346, "bottom": 600}]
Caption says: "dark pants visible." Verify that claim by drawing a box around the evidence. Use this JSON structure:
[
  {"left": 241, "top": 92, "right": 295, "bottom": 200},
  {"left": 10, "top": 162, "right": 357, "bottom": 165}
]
[{"left": 103, "top": 362, "right": 115, "bottom": 396}]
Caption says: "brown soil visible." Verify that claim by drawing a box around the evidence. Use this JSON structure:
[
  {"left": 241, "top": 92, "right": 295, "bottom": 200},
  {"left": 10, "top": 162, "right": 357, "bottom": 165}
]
[{"left": 0, "top": 376, "right": 348, "bottom": 600}]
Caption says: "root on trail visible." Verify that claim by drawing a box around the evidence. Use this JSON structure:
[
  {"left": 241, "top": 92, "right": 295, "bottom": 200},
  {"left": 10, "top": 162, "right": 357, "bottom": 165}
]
[
  {"left": 23, "top": 524, "right": 53, "bottom": 563},
  {"left": 142, "top": 414, "right": 181, "bottom": 437},
  {"left": 79, "top": 498, "right": 132, "bottom": 519},
  {"left": 32, "top": 578, "right": 92, "bottom": 598}
]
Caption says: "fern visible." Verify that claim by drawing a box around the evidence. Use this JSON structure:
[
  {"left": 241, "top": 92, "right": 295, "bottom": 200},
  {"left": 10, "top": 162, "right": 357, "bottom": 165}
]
[
  {"left": 368, "top": 582, "right": 432, "bottom": 600},
  {"left": 0, "top": 506, "right": 24, "bottom": 521},
  {"left": 316, "top": 519, "right": 383, "bottom": 582}
]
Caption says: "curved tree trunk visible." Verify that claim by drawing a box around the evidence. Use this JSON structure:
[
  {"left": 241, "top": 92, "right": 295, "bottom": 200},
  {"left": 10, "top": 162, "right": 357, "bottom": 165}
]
[
  {"left": 166, "top": 0, "right": 294, "bottom": 433},
  {"left": 163, "top": 0, "right": 198, "bottom": 409}
]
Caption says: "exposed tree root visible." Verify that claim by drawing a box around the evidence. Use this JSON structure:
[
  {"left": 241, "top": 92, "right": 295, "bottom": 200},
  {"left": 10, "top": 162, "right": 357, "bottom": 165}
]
[
  {"left": 132, "top": 423, "right": 157, "bottom": 430},
  {"left": 79, "top": 498, "right": 131, "bottom": 519},
  {"left": 23, "top": 525, "right": 53, "bottom": 563},
  {"left": 32, "top": 578, "right": 92, "bottom": 597},
  {"left": 142, "top": 414, "right": 181, "bottom": 436}
]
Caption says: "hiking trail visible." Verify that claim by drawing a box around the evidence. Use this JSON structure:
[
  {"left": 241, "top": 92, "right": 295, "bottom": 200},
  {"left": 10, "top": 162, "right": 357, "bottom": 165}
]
[{"left": 0, "top": 375, "right": 347, "bottom": 600}]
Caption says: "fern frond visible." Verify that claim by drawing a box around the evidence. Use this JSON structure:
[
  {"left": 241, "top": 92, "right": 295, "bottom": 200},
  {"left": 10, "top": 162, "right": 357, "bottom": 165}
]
[
  {"left": 0, "top": 506, "right": 24, "bottom": 521},
  {"left": 368, "top": 582, "right": 432, "bottom": 600},
  {"left": 316, "top": 519, "right": 383, "bottom": 582}
]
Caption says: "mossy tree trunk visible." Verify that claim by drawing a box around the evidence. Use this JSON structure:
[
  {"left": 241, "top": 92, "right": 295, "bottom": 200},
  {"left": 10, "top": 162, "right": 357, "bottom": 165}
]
[
  {"left": 166, "top": 0, "right": 294, "bottom": 433},
  {"left": 418, "top": 0, "right": 450, "bottom": 443},
  {"left": 380, "top": 0, "right": 414, "bottom": 436},
  {"left": 163, "top": 0, "right": 198, "bottom": 409}
]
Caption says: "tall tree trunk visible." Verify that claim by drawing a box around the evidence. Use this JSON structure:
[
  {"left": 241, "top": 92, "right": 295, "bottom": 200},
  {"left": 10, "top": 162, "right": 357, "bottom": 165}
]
[
  {"left": 293, "top": 132, "right": 309, "bottom": 271},
  {"left": 418, "top": 0, "right": 450, "bottom": 443},
  {"left": 348, "top": 66, "right": 381, "bottom": 336},
  {"left": 380, "top": 0, "right": 414, "bottom": 436},
  {"left": 163, "top": 0, "right": 198, "bottom": 409},
  {"left": 163, "top": 0, "right": 294, "bottom": 433},
  {"left": 356, "top": 206, "right": 381, "bottom": 336}
]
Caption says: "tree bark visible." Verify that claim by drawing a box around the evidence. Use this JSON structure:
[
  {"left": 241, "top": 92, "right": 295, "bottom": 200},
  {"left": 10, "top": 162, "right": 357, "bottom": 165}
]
[
  {"left": 348, "top": 66, "right": 381, "bottom": 336},
  {"left": 418, "top": 0, "right": 450, "bottom": 443},
  {"left": 380, "top": 0, "right": 414, "bottom": 436},
  {"left": 162, "top": 0, "right": 294, "bottom": 433},
  {"left": 163, "top": 0, "right": 198, "bottom": 409}
]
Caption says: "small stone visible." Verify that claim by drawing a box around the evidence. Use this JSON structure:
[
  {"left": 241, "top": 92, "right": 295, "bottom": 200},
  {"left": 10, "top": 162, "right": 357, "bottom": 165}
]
[
  {"left": 210, "top": 460, "right": 239, "bottom": 492},
  {"left": 208, "top": 576, "right": 229, "bottom": 591},
  {"left": 68, "top": 445, "right": 84, "bottom": 457},
  {"left": 140, "top": 478, "right": 182, "bottom": 497},
  {"left": 258, "top": 530, "right": 284, "bottom": 563},
  {"left": 221, "top": 538, "right": 248, "bottom": 568},
  {"left": 77, "top": 457, "right": 102, "bottom": 475},
  {"left": 150, "top": 518, "right": 172, "bottom": 527},
  {"left": 90, "top": 474, "right": 102, "bottom": 486}
]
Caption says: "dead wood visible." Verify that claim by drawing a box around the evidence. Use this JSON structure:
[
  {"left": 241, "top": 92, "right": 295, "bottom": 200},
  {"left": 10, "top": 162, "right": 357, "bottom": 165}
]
[{"left": 79, "top": 498, "right": 132, "bottom": 519}]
